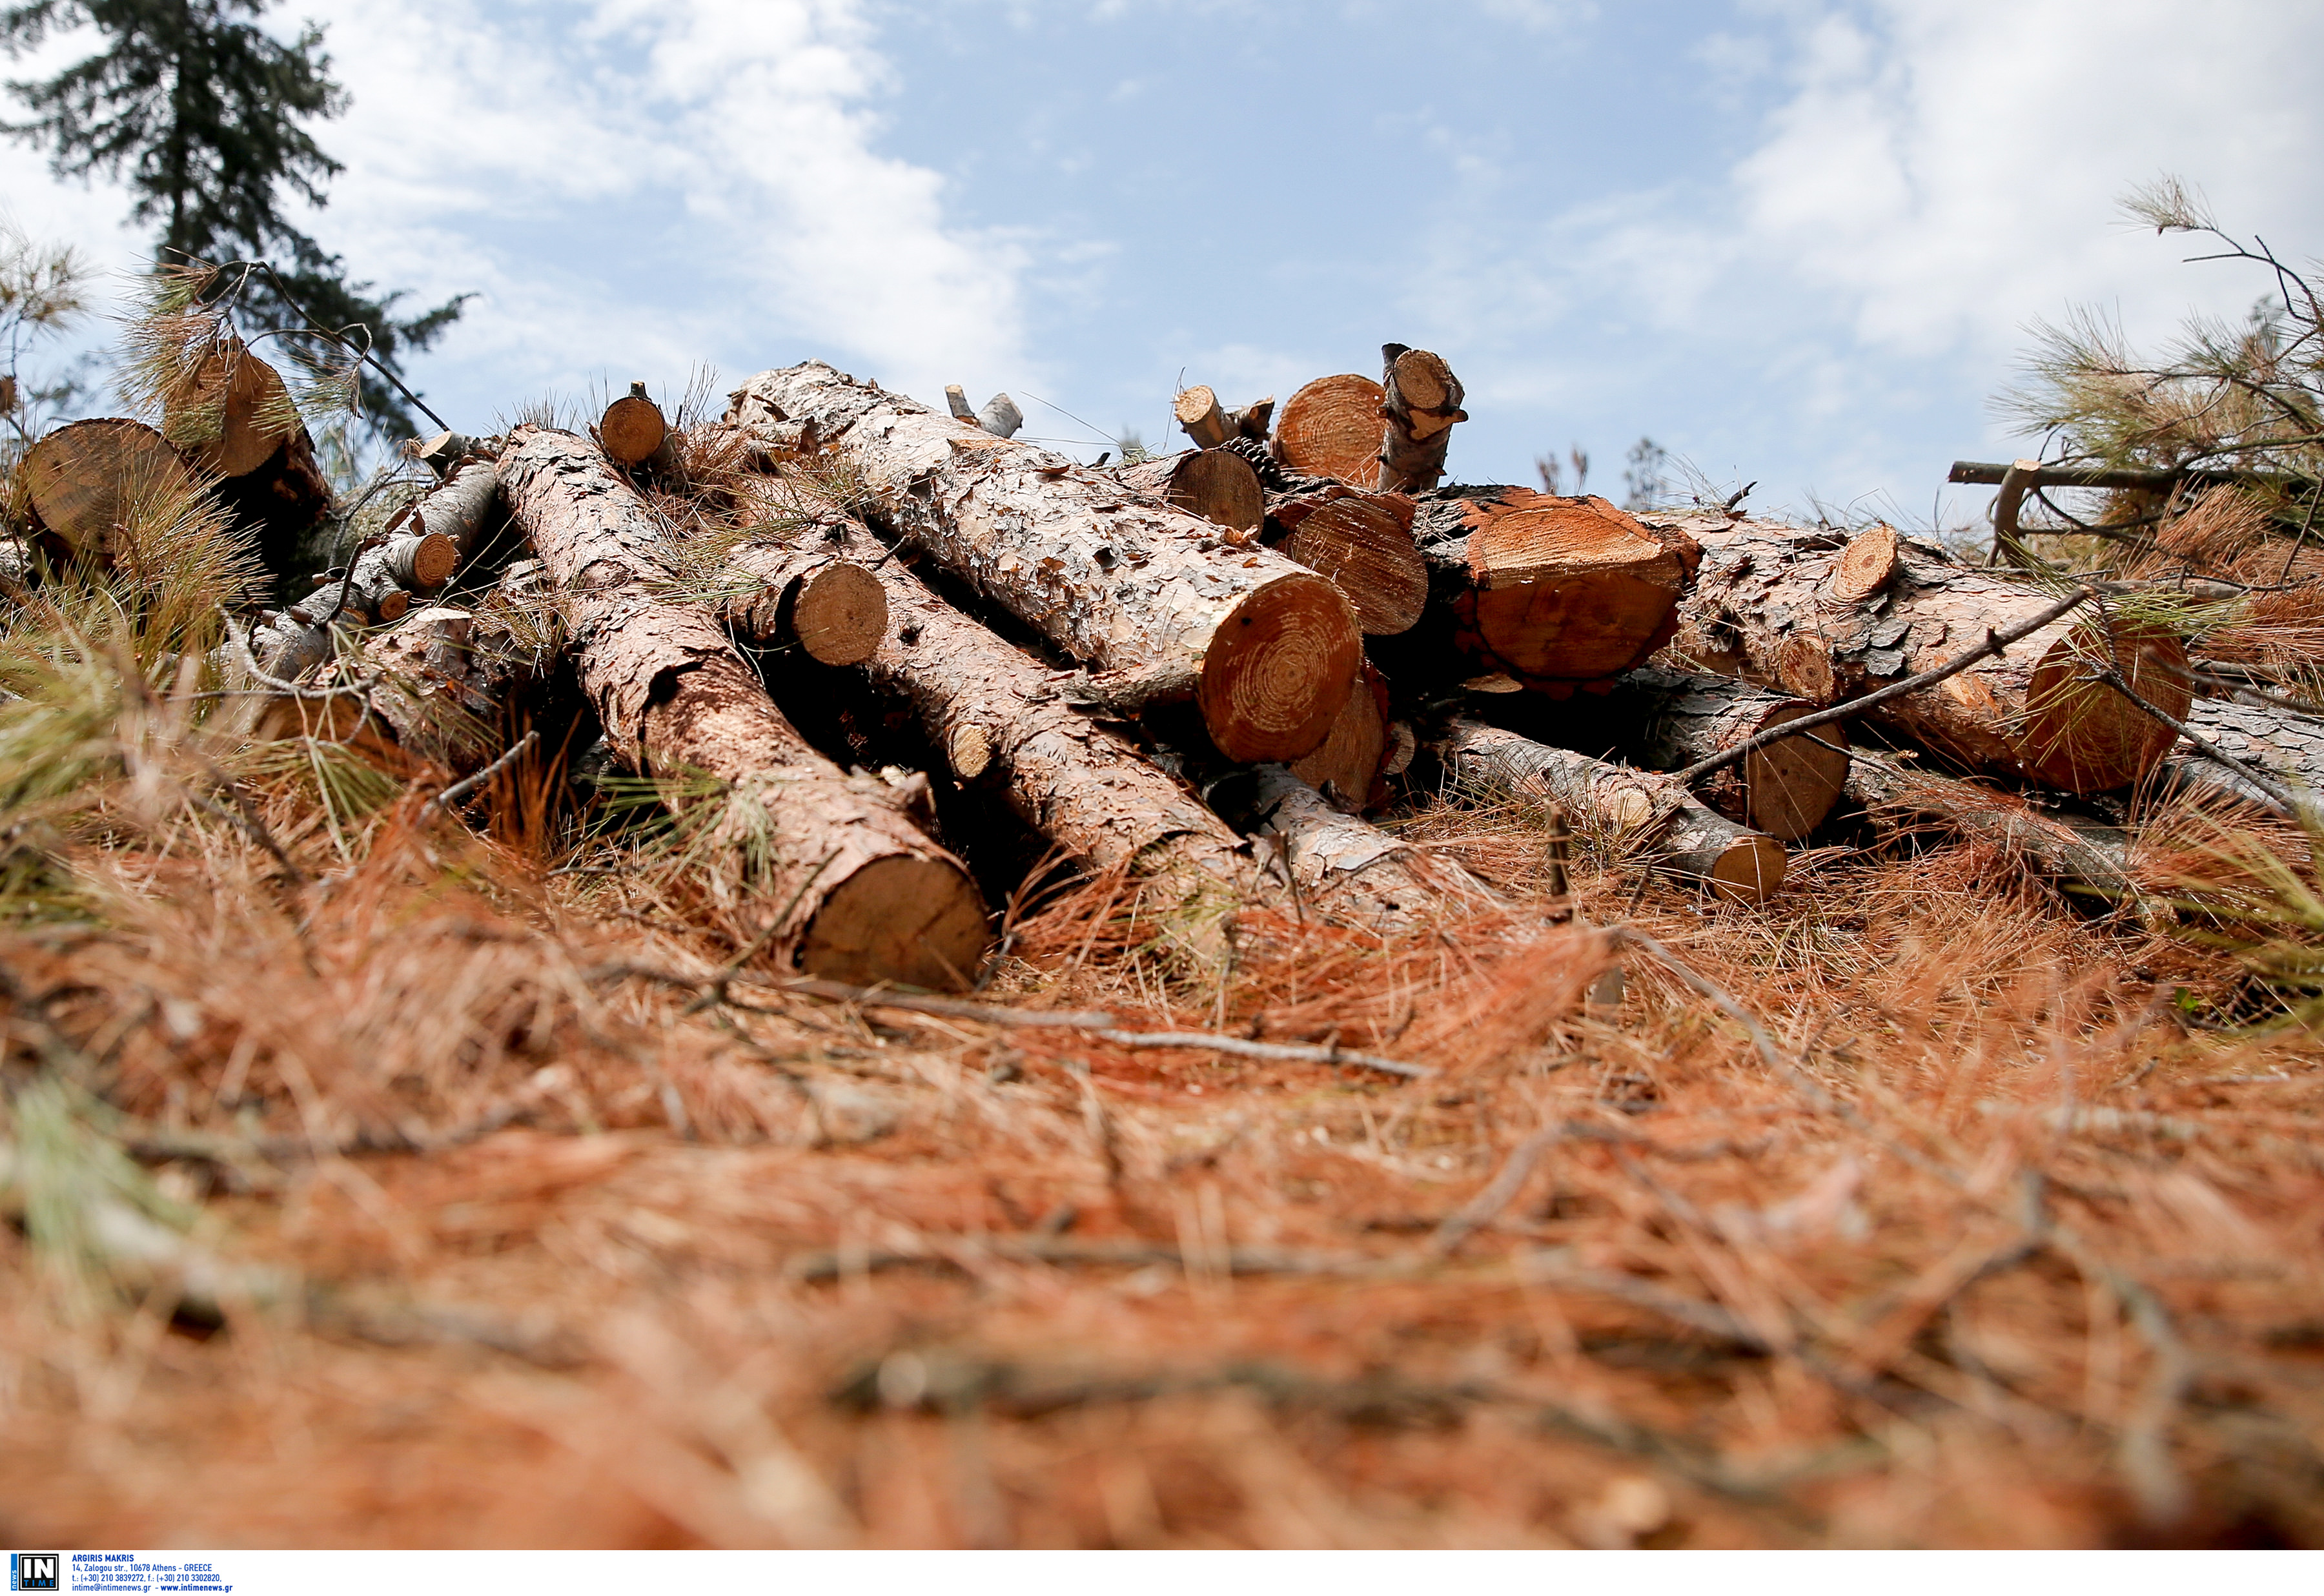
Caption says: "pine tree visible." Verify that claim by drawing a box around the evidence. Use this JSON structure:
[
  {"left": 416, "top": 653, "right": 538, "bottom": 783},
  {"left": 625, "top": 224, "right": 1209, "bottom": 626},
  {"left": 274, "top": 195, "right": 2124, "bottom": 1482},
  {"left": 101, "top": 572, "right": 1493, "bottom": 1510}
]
[{"left": 1, "top": 0, "right": 466, "bottom": 439}]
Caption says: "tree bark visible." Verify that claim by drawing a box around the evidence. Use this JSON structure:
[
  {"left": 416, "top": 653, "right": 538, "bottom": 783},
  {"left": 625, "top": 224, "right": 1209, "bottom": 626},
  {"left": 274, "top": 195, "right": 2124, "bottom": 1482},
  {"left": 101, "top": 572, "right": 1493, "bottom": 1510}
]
[
  {"left": 2161, "top": 696, "right": 2324, "bottom": 812},
  {"left": 500, "top": 427, "right": 990, "bottom": 988},
  {"left": 1378, "top": 489, "right": 1698, "bottom": 694},
  {"left": 1587, "top": 666, "right": 1851, "bottom": 841},
  {"left": 1267, "top": 485, "right": 1428, "bottom": 637},
  {"left": 1654, "top": 512, "right": 2192, "bottom": 795},
  {"left": 1206, "top": 764, "right": 1493, "bottom": 932},
  {"left": 1374, "top": 345, "right": 1465, "bottom": 494},
  {"left": 1116, "top": 448, "right": 1264, "bottom": 535},
  {"left": 1272, "top": 373, "right": 1386, "bottom": 487},
  {"left": 728, "top": 362, "right": 1364, "bottom": 764},
  {"left": 1427, "top": 717, "right": 1787, "bottom": 904},
  {"left": 19, "top": 418, "right": 203, "bottom": 565},
  {"left": 345, "top": 459, "right": 503, "bottom": 619},
  {"left": 1844, "top": 753, "right": 2137, "bottom": 904}
]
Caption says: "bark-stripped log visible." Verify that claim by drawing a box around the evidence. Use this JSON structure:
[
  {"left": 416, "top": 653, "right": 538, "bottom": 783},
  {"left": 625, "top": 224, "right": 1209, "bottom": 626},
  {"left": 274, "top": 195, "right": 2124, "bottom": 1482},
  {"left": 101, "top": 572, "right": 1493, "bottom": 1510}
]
[
  {"left": 1591, "top": 666, "right": 1851, "bottom": 841},
  {"left": 1269, "top": 485, "right": 1427, "bottom": 636},
  {"left": 1378, "top": 489, "right": 1698, "bottom": 694},
  {"left": 1117, "top": 448, "right": 1264, "bottom": 535},
  {"left": 1845, "top": 754, "right": 2137, "bottom": 904},
  {"left": 1375, "top": 345, "right": 1465, "bottom": 494},
  {"left": 1272, "top": 373, "right": 1387, "bottom": 487},
  {"left": 1653, "top": 512, "right": 2192, "bottom": 794},
  {"left": 19, "top": 418, "right": 203, "bottom": 565},
  {"left": 501, "top": 427, "right": 989, "bottom": 988},
  {"left": 159, "top": 345, "right": 332, "bottom": 560},
  {"left": 1289, "top": 659, "right": 1392, "bottom": 813},
  {"left": 1429, "top": 717, "right": 1786, "bottom": 904},
  {"left": 728, "top": 362, "right": 1363, "bottom": 764},
  {"left": 1207, "top": 765, "right": 1493, "bottom": 932},
  {"left": 2161, "top": 697, "right": 2324, "bottom": 812}
]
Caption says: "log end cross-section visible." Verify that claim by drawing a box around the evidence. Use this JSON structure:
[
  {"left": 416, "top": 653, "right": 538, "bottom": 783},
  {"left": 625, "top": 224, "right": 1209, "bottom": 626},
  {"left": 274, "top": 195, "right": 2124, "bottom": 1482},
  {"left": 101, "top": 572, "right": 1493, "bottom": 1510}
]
[
  {"left": 1273, "top": 373, "right": 1388, "bottom": 487},
  {"left": 1276, "top": 489, "right": 1429, "bottom": 637},
  {"left": 1460, "top": 492, "right": 1691, "bottom": 684},
  {"left": 1198, "top": 569, "right": 1365, "bottom": 762}
]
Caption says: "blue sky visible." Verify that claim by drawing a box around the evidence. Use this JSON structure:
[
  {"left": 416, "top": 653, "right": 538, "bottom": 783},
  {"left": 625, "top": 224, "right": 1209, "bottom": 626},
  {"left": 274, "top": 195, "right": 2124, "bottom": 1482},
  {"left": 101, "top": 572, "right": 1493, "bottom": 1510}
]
[{"left": 6, "top": 0, "right": 2321, "bottom": 524}]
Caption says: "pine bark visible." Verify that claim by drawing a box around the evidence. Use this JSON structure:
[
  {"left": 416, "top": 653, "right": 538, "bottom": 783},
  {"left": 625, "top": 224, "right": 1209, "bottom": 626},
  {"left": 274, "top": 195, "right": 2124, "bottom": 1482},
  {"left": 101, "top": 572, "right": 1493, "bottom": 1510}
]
[
  {"left": 2163, "top": 696, "right": 2324, "bottom": 812},
  {"left": 1587, "top": 666, "right": 1851, "bottom": 841},
  {"left": 728, "top": 362, "right": 1363, "bottom": 764},
  {"left": 1207, "top": 765, "right": 1493, "bottom": 932},
  {"left": 1374, "top": 345, "right": 1465, "bottom": 494},
  {"left": 1427, "top": 717, "right": 1787, "bottom": 903},
  {"left": 1655, "top": 512, "right": 2191, "bottom": 795},
  {"left": 500, "top": 427, "right": 989, "bottom": 988}
]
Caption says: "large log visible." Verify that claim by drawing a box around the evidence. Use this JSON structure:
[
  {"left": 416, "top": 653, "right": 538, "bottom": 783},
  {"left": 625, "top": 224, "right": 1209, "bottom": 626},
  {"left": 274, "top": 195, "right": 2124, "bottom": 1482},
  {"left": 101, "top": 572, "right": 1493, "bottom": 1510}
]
[
  {"left": 2161, "top": 697, "right": 2324, "bottom": 813},
  {"left": 19, "top": 418, "right": 203, "bottom": 565},
  {"left": 1844, "top": 754, "right": 2137, "bottom": 905},
  {"left": 1376, "top": 489, "right": 1698, "bottom": 694},
  {"left": 1116, "top": 448, "right": 1264, "bottom": 536},
  {"left": 728, "top": 363, "right": 1363, "bottom": 764},
  {"left": 1656, "top": 514, "right": 2191, "bottom": 795},
  {"left": 1206, "top": 765, "right": 1492, "bottom": 932},
  {"left": 1427, "top": 717, "right": 1786, "bottom": 904},
  {"left": 1272, "top": 373, "right": 1385, "bottom": 487},
  {"left": 1586, "top": 666, "right": 1851, "bottom": 841},
  {"left": 1268, "top": 485, "right": 1428, "bottom": 637},
  {"left": 1374, "top": 345, "right": 1465, "bottom": 494},
  {"left": 500, "top": 427, "right": 989, "bottom": 988},
  {"left": 1289, "top": 659, "right": 1392, "bottom": 813},
  {"left": 160, "top": 344, "right": 332, "bottom": 563}
]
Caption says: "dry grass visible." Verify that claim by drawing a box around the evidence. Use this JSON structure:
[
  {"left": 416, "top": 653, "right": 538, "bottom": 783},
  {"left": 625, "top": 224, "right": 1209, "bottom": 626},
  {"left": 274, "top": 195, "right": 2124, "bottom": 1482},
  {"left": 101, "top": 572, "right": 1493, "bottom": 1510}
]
[{"left": 3, "top": 740, "right": 2321, "bottom": 1550}]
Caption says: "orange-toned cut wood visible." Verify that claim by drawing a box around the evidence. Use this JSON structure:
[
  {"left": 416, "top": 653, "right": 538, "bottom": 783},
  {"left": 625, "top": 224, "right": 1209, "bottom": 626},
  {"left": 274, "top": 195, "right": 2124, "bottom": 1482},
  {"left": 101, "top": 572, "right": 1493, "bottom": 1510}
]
[
  {"left": 164, "top": 344, "right": 298, "bottom": 478},
  {"left": 600, "top": 385, "right": 669, "bottom": 467},
  {"left": 21, "top": 418, "right": 201, "bottom": 563},
  {"left": 1463, "top": 493, "right": 1691, "bottom": 681},
  {"left": 1272, "top": 373, "right": 1385, "bottom": 486},
  {"left": 1278, "top": 491, "right": 1428, "bottom": 636}
]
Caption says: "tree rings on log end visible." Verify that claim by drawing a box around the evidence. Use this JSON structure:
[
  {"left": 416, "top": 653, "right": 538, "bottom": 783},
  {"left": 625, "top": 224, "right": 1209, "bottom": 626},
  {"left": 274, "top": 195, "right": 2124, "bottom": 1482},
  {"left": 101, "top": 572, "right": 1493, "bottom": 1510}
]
[
  {"left": 1163, "top": 449, "right": 1263, "bottom": 533},
  {"left": 21, "top": 418, "right": 201, "bottom": 563},
  {"left": 600, "top": 393, "right": 669, "bottom": 466},
  {"left": 791, "top": 561, "right": 890, "bottom": 666},
  {"left": 799, "top": 854, "right": 990, "bottom": 990},
  {"left": 1705, "top": 833, "right": 1788, "bottom": 905},
  {"left": 1833, "top": 524, "right": 1901, "bottom": 604},
  {"left": 1281, "top": 495, "right": 1427, "bottom": 635},
  {"left": 1742, "top": 705, "right": 1851, "bottom": 841},
  {"left": 1290, "top": 662, "right": 1391, "bottom": 813},
  {"left": 165, "top": 347, "right": 298, "bottom": 478},
  {"left": 1175, "top": 385, "right": 1231, "bottom": 449},
  {"left": 2021, "top": 622, "right": 2190, "bottom": 793},
  {"left": 1196, "top": 569, "right": 1363, "bottom": 763},
  {"left": 398, "top": 530, "right": 460, "bottom": 591},
  {"left": 1273, "top": 373, "right": 1386, "bottom": 486},
  {"left": 1466, "top": 495, "right": 1687, "bottom": 680}
]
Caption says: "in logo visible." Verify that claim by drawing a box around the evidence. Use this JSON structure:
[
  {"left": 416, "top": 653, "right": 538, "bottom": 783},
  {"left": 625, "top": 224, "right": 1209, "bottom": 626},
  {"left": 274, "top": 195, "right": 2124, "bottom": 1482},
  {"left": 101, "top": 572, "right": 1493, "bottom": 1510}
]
[{"left": 8, "top": 1555, "right": 58, "bottom": 1593}]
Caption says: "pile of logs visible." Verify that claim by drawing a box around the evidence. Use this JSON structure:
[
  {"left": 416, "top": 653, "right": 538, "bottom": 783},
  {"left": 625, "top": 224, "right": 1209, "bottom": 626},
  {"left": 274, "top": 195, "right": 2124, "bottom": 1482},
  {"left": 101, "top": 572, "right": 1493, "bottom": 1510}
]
[{"left": 8, "top": 338, "right": 2320, "bottom": 992}]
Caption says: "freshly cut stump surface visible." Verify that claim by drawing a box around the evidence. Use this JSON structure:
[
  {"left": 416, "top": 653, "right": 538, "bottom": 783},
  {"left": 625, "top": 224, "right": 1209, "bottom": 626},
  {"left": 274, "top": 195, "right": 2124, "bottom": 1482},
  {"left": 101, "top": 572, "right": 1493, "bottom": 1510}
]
[
  {"left": 1272, "top": 373, "right": 1386, "bottom": 486},
  {"left": 1278, "top": 492, "right": 1428, "bottom": 636},
  {"left": 21, "top": 418, "right": 201, "bottom": 562}
]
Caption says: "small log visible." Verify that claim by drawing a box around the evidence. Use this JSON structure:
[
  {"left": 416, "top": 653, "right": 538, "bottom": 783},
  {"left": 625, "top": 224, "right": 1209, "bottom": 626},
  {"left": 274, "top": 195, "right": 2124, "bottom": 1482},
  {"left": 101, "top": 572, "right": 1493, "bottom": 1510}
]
[
  {"left": 413, "top": 431, "right": 493, "bottom": 478},
  {"left": 600, "top": 382, "right": 677, "bottom": 471},
  {"left": 1845, "top": 755, "right": 2137, "bottom": 904},
  {"left": 19, "top": 418, "right": 203, "bottom": 565},
  {"left": 1593, "top": 666, "right": 1851, "bottom": 841},
  {"left": 2161, "top": 697, "right": 2324, "bottom": 812},
  {"left": 1290, "top": 659, "right": 1392, "bottom": 813},
  {"left": 1207, "top": 764, "right": 1490, "bottom": 932},
  {"left": 1272, "top": 373, "right": 1387, "bottom": 486},
  {"left": 160, "top": 343, "right": 332, "bottom": 560},
  {"left": 1116, "top": 448, "right": 1264, "bottom": 535},
  {"left": 976, "top": 393, "right": 1023, "bottom": 440},
  {"left": 1832, "top": 524, "right": 1901, "bottom": 604},
  {"left": 1656, "top": 512, "right": 2190, "bottom": 794},
  {"left": 1269, "top": 486, "right": 1427, "bottom": 636},
  {"left": 1174, "top": 385, "right": 1232, "bottom": 450},
  {"left": 1375, "top": 345, "right": 1465, "bottom": 494},
  {"left": 1429, "top": 717, "right": 1786, "bottom": 904},
  {"left": 502, "top": 427, "right": 990, "bottom": 988},
  {"left": 730, "top": 362, "right": 1363, "bottom": 764},
  {"left": 715, "top": 498, "right": 892, "bottom": 668},
  {"left": 405, "top": 458, "right": 504, "bottom": 564},
  {"left": 1230, "top": 396, "right": 1275, "bottom": 442}
]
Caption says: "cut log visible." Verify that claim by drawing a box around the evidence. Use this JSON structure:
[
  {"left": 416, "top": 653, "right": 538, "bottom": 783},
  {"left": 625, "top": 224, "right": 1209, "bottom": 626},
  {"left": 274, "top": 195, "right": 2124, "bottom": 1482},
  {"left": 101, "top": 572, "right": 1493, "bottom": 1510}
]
[
  {"left": 1593, "top": 666, "right": 1851, "bottom": 841},
  {"left": 1381, "top": 489, "right": 1697, "bottom": 693},
  {"left": 1290, "top": 659, "right": 1391, "bottom": 813},
  {"left": 714, "top": 492, "right": 892, "bottom": 668},
  {"left": 600, "top": 382, "right": 677, "bottom": 471},
  {"left": 1117, "top": 448, "right": 1264, "bottom": 535},
  {"left": 1269, "top": 486, "right": 1427, "bottom": 636},
  {"left": 413, "top": 431, "right": 493, "bottom": 478},
  {"left": 1272, "top": 373, "right": 1386, "bottom": 487},
  {"left": 405, "top": 458, "right": 504, "bottom": 564},
  {"left": 1207, "top": 764, "right": 1491, "bottom": 932},
  {"left": 1655, "top": 512, "right": 2191, "bottom": 795},
  {"left": 500, "top": 427, "right": 989, "bottom": 988},
  {"left": 2161, "top": 697, "right": 2324, "bottom": 812},
  {"left": 1833, "top": 524, "right": 1901, "bottom": 604},
  {"left": 19, "top": 418, "right": 203, "bottom": 565},
  {"left": 1428, "top": 717, "right": 1786, "bottom": 904},
  {"left": 1230, "top": 396, "right": 1274, "bottom": 442},
  {"left": 1175, "top": 385, "right": 1232, "bottom": 450},
  {"left": 976, "top": 393, "right": 1023, "bottom": 440},
  {"left": 159, "top": 344, "right": 332, "bottom": 562},
  {"left": 1846, "top": 753, "right": 2137, "bottom": 904},
  {"left": 728, "top": 362, "right": 1363, "bottom": 764},
  {"left": 1375, "top": 345, "right": 1465, "bottom": 495}
]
